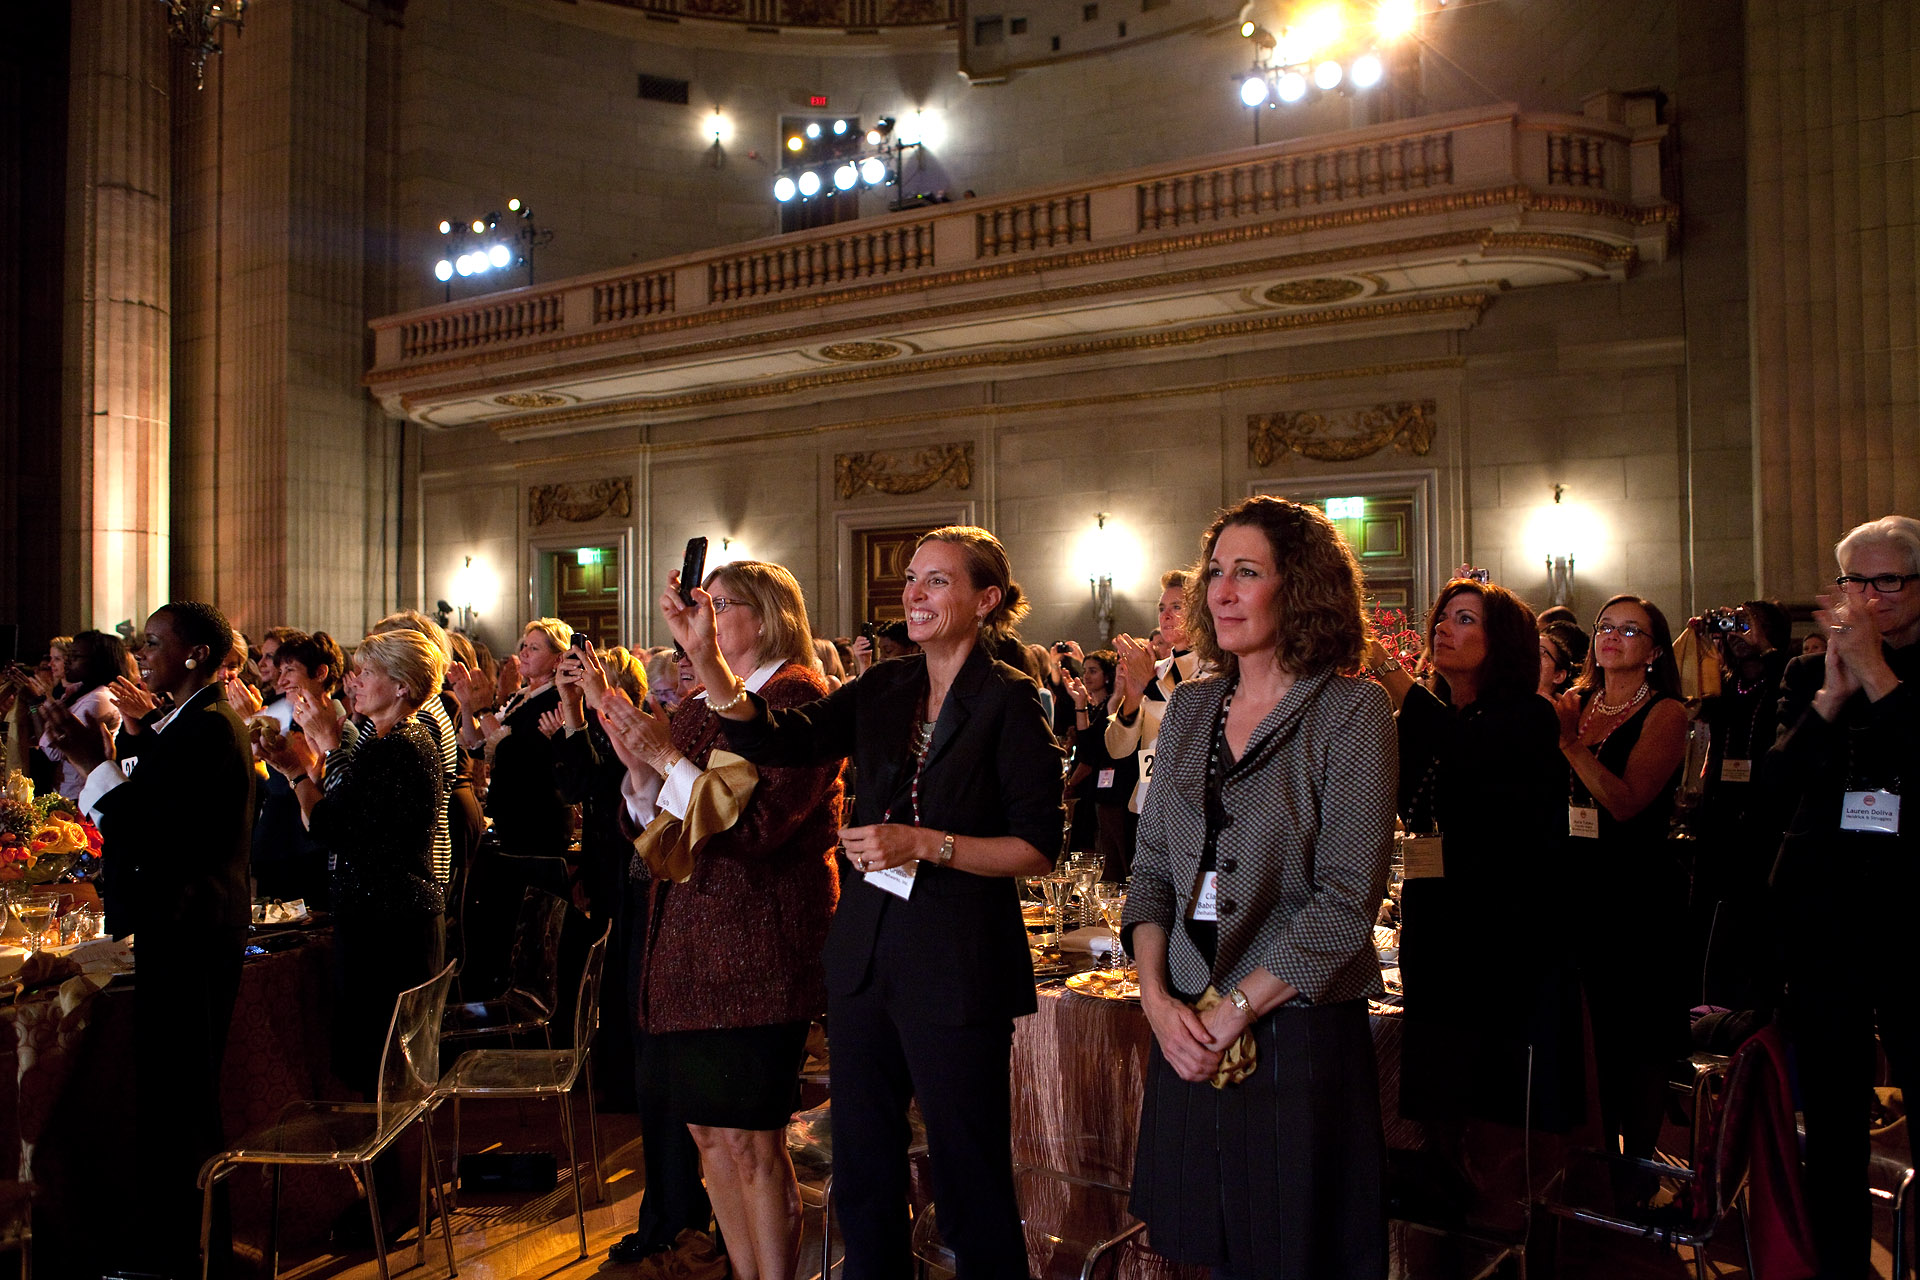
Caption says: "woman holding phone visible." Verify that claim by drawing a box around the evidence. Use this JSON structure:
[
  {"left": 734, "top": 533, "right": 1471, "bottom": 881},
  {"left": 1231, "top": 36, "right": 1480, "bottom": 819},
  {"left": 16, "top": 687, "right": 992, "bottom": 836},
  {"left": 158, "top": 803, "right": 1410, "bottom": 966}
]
[{"left": 659, "top": 527, "right": 1062, "bottom": 1280}]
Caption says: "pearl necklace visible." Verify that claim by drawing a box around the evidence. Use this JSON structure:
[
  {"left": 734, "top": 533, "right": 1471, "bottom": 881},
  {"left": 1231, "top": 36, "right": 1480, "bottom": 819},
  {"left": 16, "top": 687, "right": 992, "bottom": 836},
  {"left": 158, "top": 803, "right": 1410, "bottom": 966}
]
[{"left": 1591, "top": 680, "right": 1650, "bottom": 717}]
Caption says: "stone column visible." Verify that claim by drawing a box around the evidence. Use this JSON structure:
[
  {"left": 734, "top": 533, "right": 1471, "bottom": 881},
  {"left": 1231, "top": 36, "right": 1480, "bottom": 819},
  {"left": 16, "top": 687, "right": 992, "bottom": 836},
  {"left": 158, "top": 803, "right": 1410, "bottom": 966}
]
[
  {"left": 64, "top": 0, "right": 172, "bottom": 632},
  {"left": 1747, "top": 0, "right": 1920, "bottom": 599}
]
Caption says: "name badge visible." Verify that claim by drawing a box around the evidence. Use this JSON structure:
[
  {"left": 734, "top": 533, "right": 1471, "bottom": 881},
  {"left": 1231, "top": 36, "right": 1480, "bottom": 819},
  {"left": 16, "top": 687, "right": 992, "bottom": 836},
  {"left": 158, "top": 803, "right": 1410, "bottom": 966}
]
[
  {"left": 1096, "top": 768, "right": 1116, "bottom": 789},
  {"left": 1569, "top": 805, "right": 1601, "bottom": 839},
  {"left": 1402, "top": 835, "right": 1445, "bottom": 879},
  {"left": 866, "top": 864, "right": 918, "bottom": 900},
  {"left": 1189, "top": 870, "right": 1219, "bottom": 922},
  {"left": 1720, "top": 758, "right": 1752, "bottom": 783},
  {"left": 1840, "top": 790, "right": 1901, "bottom": 835}
]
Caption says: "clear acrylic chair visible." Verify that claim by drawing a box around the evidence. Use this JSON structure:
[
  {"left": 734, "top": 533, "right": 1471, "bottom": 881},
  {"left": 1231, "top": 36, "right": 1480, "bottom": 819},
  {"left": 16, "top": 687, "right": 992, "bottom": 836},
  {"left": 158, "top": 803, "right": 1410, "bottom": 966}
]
[
  {"left": 196, "top": 962, "right": 460, "bottom": 1280},
  {"left": 436, "top": 923, "right": 611, "bottom": 1260},
  {"left": 442, "top": 885, "right": 568, "bottom": 1049}
]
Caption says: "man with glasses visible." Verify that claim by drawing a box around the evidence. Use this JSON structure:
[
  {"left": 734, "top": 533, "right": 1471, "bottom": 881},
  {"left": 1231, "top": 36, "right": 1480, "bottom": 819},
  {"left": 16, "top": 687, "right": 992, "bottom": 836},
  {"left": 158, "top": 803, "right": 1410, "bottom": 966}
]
[{"left": 1762, "top": 514, "right": 1920, "bottom": 1280}]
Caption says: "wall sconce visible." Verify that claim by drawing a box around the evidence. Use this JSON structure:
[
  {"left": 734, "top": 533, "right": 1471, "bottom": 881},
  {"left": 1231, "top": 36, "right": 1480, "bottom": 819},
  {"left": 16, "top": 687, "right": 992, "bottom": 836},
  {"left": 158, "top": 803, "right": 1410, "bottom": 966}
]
[
  {"left": 1089, "top": 513, "right": 1116, "bottom": 643},
  {"left": 711, "top": 536, "right": 748, "bottom": 570},
  {"left": 449, "top": 555, "right": 485, "bottom": 634},
  {"left": 1543, "top": 484, "right": 1577, "bottom": 608}
]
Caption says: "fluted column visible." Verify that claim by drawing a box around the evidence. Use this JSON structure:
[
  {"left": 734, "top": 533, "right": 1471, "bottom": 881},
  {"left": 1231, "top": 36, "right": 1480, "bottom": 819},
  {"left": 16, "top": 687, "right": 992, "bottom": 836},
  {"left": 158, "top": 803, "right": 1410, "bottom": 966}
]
[
  {"left": 1748, "top": 0, "right": 1920, "bottom": 598},
  {"left": 64, "top": 0, "right": 172, "bottom": 631}
]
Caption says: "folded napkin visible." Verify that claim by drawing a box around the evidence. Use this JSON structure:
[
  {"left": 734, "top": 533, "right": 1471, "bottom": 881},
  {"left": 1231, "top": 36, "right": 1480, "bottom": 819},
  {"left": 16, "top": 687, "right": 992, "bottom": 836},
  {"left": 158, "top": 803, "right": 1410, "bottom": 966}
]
[
  {"left": 252, "top": 898, "right": 307, "bottom": 924},
  {"left": 1057, "top": 926, "right": 1119, "bottom": 956},
  {"left": 1194, "top": 986, "right": 1258, "bottom": 1089},
  {"left": 634, "top": 750, "right": 759, "bottom": 884}
]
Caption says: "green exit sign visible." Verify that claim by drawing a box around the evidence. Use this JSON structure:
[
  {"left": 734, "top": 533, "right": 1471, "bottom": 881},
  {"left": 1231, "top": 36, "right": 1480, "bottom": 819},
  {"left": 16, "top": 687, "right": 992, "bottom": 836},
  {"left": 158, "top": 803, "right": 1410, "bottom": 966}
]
[
  {"left": 576, "top": 547, "right": 603, "bottom": 566},
  {"left": 1325, "top": 496, "right": 1366, "bottom": 520}
]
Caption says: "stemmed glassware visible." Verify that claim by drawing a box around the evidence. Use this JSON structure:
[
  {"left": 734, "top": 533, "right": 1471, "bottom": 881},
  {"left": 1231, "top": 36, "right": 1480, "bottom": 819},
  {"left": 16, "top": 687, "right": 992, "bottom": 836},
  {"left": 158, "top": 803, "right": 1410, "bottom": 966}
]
[
  {"left": 1091, "top": 882, "right": 1136, "bottom": 996},
  {"left": 1038, "top": 872, "right": 1078, "bottom": 951},
  {"left": 9, "top": 890, "right": 73, "bottom": 953}
]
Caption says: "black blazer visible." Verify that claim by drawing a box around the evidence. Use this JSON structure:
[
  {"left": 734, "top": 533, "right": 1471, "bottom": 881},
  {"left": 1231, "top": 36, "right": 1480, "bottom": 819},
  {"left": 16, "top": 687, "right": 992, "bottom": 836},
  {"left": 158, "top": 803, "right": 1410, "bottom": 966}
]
[
  {"left": 723, "top": 644, "right": 1065, "bottom": 1025},
  {"left": 485, "top": 685, "right": 569, "bottom": 858},
  {"left": 94, "top": 683, "right": 255, "bottom": 944}
]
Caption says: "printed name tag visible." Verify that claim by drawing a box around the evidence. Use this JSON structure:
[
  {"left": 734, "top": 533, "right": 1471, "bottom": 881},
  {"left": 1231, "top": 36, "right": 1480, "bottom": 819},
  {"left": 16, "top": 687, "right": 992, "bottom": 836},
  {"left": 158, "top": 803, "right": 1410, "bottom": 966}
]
[
  {"left": 1569, "top": 805, "right": 1601, "bottom": 839},
  {"left": 1840, "top": 790, "right": 1901, "bottom": 835},
  {"left": 1402, "top": 835, "right": 1445, "bottom": 879},
  {"left": 866, "top": 864, "right": 918, "bottom": 900},
  {"left": 1189, "top": 870, "right": 1219, "bottom": 922},
  {"left": 1720, "top": 758, "right": 1752, "bottom": 783},
  {"left": 1096, "top": 768, "right": 1116, "bottom": 789}
]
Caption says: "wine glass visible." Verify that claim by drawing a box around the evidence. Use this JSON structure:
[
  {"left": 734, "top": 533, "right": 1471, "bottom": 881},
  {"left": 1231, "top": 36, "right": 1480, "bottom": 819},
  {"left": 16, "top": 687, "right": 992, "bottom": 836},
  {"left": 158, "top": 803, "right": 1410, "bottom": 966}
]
[
  {"left": 1091, "top": 882, "right": 1136, "bottom": 995},
  {"left": 11, "top": 890, "right": 69, "bottom": 953},
  {"left": 1039, "top": 872, "right": 1078, "bottom": 952}
]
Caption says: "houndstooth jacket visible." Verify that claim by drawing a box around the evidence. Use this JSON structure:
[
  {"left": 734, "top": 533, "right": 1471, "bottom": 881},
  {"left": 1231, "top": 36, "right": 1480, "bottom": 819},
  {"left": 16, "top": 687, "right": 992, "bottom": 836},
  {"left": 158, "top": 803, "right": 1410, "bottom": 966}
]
[{"left": 1120, "top": 666, "right": 1396, "bottom": 1005}]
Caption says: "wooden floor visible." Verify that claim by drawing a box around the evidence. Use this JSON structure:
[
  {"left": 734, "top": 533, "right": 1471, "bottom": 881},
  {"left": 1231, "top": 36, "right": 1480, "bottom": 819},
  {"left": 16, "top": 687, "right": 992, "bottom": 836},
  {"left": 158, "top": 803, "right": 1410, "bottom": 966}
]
[{"left": 272, "top": 1104, "right": 1906, "bottom": 1280}]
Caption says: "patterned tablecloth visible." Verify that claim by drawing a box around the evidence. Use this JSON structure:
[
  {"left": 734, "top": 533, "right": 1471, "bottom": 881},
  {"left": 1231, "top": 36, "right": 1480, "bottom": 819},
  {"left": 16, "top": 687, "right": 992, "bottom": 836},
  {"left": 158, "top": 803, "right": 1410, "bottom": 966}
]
[{"left": 1009, "top": 981, "right": 1410, "bottom": 1280}]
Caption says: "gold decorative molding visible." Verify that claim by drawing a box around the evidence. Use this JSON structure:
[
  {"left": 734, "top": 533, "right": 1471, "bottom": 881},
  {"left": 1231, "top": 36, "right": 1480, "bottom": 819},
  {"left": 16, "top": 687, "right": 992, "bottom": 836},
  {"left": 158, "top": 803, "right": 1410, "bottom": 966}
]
[
  {"left": 482, "top": 294, "right": 1491, "bottom": 436},
  {"left": 373, "top": 182, "right": 1655, "bottom": 393},
  {"left": 528, "top": 476, "right": 634, "bottom": 526},
  {"left": 819, "top": 341, "right": 904, "bottom": 362},
  {"left": 494, "top": 391, "right": 569, "bottom": 408},
  {"left": 835, "top": 442, "right": 974, "bottom": 499},
  {"left": 1248, "top": 400, "right": 1439, "bottom": 465},
  {"left": 1264, "top": 278, "right": 1366, "bottom": 306}
]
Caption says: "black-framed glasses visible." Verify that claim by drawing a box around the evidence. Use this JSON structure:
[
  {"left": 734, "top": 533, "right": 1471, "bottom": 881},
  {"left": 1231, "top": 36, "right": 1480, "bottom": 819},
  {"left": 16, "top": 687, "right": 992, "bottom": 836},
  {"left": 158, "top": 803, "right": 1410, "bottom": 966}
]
[
  {"left": 709, "top": 595, "right": 755, "bottom": 614},
  {"left": 1835, "top": 572, "right": 1920, "bottom": 594},
  {"left": 1595, "top": 622, "right": 1648, "bottom": 639}
]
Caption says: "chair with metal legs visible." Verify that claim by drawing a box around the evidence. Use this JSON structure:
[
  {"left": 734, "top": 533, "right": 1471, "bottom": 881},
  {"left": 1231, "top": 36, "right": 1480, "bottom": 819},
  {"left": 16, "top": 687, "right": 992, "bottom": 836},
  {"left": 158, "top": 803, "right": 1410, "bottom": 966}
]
[
  {"left": 196, "top": 963, "right": 460, "bottom": 1280},
  {"left": 436, "top": 923, "right": 612, "bottom": 1260}
]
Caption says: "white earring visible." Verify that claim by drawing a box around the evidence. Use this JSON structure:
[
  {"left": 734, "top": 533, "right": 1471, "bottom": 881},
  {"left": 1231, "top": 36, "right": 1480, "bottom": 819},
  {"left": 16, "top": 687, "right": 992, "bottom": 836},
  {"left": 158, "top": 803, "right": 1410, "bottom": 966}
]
[{"left": 184, "top": 657, "right": 198, "bottom": 670}]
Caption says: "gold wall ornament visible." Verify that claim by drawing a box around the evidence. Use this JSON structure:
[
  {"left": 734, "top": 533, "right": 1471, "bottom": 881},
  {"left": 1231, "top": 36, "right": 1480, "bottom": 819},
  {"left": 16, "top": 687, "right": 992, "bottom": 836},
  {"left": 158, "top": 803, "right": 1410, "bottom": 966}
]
[
  {"left": 494, "top": 391, "right": 570, "bottom": 408},
  {"left": 528, "top": 476, "right": 634, "bottom": 526},
  {"left": 1248, "top": 400, "right": 1438, "bottom": 465},
  {"left": 1263, "top": 278, "right": 1366, "bottom": 306},
  {"left": 835, "top": 442, "right": 974, "bottom": 499},
  {"left": 819, "top": 341, "right": 904, "bottom": 362}
]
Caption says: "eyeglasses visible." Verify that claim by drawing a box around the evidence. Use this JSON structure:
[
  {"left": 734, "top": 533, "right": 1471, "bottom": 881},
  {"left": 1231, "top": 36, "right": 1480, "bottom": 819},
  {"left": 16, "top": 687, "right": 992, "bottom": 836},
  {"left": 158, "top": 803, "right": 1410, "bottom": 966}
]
[
  {"left": 1835, "top": 572, "right": 1920, "bottom": 594},
  {"left": 1595, "top": 622, "right": 1648, "bottom": 639},
  {"left": 709, "top": 596, "right": 755, "bottom": 614}
]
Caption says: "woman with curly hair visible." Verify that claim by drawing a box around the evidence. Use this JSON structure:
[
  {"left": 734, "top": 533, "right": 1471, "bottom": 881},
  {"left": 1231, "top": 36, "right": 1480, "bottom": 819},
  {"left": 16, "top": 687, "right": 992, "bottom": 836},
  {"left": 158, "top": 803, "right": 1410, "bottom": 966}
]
[{"left": 1123, "top": 497, "right": 1396, "bottom": 1279}]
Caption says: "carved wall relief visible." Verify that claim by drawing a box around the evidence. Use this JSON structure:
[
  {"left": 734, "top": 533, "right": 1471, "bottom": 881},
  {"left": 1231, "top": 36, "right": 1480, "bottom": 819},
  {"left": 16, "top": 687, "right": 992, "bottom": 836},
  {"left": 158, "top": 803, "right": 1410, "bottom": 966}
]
[
  {"left": 1248, "top": 400, "right": 1437, "bottom": 465},
  {"left": 834, "top": 442, "right": 975, "bottom": 500},
  {"left": 528, "top": 476, "right": 634, "bottom": 526}
]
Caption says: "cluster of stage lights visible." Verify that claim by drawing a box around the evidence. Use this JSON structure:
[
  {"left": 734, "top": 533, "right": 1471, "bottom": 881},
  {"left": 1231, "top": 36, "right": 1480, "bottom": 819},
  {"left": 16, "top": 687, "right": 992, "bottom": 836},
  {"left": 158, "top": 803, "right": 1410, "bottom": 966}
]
[
  {"left": 772, "top": 117, "right": 907, "bottom": 203},
  {"left": 1236, "top": 0, "right": 1422, "bottom": 108},
  {"left": 434, "top": 198, "right": 529, "bottom": 282}
]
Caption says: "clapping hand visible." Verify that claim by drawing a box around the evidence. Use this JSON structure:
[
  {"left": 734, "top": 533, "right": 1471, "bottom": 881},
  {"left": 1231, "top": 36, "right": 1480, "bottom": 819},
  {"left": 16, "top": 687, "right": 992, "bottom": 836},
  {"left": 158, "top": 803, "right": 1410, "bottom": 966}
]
[
  {"left": 601, "top": 691, "right": 678, "bottom": 777},
  {"left": 447, "top": 661, "right": 476, "bottom": 708},
  {"left": 1113, "top": 634, "right": 1155, "bottom": 705},
  {"left": 38, "top": 700, "right": 113, "bottom": 775},
  {"left": 107, "top": 676, "right": 160, "bottom": 729},
  {"left": 537, "top": 706, "right": 566, "bottom": 738},
  {"left": 1064, "top": 675, "right": 1091, "bottom": 710},
  {"left": 1811, "top": 591, "right": 1873, "bottom": 715},
  {"left": 259, "top": 728, "right": 320, "bottom": 784},
  {"left": 291, "top": 689, "right": 343, "bottom": 754},
  {"left": 495, "top": 655, "right": 522, "bottom": 705},
  {"left": 225, "top": 673, "right": 264, "bottom": 717},
  {"left": 1552, "top": 689, "right": 1584, "bottom": 749}
]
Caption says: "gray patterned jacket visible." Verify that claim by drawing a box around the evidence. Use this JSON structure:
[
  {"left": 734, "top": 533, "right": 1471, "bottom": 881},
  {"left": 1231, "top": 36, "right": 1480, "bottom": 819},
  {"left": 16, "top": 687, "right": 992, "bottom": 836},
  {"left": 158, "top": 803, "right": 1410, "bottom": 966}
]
[{"left": 1121, "top": 666, "right": 1396, "bottom": 1005}]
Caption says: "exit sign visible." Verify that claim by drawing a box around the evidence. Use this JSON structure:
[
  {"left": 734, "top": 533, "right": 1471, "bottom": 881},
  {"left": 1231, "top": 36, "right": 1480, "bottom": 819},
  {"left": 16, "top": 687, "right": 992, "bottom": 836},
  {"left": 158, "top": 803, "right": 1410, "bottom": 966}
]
[{"left": 808, "top": 94, "right": 829, "bottom": 107}]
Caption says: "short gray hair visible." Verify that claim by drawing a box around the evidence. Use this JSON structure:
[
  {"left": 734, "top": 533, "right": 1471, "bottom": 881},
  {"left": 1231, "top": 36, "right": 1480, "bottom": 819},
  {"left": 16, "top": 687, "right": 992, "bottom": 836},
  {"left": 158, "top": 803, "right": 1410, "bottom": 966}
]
[{"left": 1836, "top": 515, "right": 1920, "bottom": 577}]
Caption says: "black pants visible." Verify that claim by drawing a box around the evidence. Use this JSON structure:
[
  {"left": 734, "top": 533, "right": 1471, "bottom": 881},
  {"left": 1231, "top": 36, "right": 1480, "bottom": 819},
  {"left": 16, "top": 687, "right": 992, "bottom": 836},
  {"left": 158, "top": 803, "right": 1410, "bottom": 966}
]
[
  {"left": 136, "top": 936, "right": 243, "bottom": 1279},
  {"left": 827, "top": 983, "right": 1026, "bottom": 1280},
  {"left": 1785, "top": 873, "right": 1918, "bottom": 1280},
  {"left": 626, "top": 879, "right": 712, "bottom": 1250}
]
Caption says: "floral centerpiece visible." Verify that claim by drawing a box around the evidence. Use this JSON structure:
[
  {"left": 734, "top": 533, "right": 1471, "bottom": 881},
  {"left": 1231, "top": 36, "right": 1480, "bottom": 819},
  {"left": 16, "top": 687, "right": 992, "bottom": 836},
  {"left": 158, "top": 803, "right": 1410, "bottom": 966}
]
[
  {"left": 1369, "top": 607, "right": 1425, "bottom": 667},
  {"left": 0, "top": 772, "right": 102, "bottom": 885}
]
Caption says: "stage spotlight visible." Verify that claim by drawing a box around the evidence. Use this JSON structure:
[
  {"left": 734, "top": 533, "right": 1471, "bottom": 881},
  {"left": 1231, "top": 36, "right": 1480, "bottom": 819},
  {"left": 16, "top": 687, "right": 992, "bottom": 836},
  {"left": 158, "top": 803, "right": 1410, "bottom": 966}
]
[
  {"left": 1277, "top": 70, "right": 1309, "bottom": 101},
  {"left": 805, "top": 122, "right": 822, "bottom": 139},
  {"left": 1240, "top": 74, "right": 1271, "bottom": 106},
  {"left": 859, "top": 156, "right": 887, "bottom": 185},
  {"left": 834, "top": 163, "right": 858, "bottom": 190},
  {"left": 774, "top": 175, "right": 797, "bottom": 201},
  {"left": 1240, "top": 19, "right": 1256, "bottom": 36},
  {"left": 797, "top": 169, "right": 822, "bottom": 197},
  {"left": 508, "top": 197, "right": 522, "bottom": 212},
  {"left": 434, "top": 259, "right": 453, "bottom": 281},
  {"left": 787, "top": 135, "right": 804, "bottom": 152},
  {"left": 1250, "top": 25, "right": 1276, "bottom": 51},
  {"left": 454, "top": 254, "right": 474, "bottom": 276},
  {"left": 833, "top": 119, "right": 848, "bottom": 135},
  {"left": 1314, "top": 58, "right": 1343, "bottom": 89},
  {"left": 488, "top": 243, "right": 512, "bottom": 269},
  {"left": 438, "top": 219, "right": 451, "bottom": 234},
  {"left": 1297, "top": 3, "right": 1343, "bottom": 51},
  {"left": 1374, "top": 0, "right": 1417, "bottom": 40},
  {"left": 1350, "top": 52, "right": 1383, "bottom": 87},
  {"left": 865, "top": 116, "right": 895, "bottom": 146}
]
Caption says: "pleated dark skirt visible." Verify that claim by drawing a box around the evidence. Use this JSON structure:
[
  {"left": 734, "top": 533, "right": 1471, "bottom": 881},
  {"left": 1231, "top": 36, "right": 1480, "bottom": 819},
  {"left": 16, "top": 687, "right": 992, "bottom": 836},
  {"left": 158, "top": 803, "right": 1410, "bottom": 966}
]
[{"left": 1130, "top": 998, "right": 1386, "bottom": 1280}]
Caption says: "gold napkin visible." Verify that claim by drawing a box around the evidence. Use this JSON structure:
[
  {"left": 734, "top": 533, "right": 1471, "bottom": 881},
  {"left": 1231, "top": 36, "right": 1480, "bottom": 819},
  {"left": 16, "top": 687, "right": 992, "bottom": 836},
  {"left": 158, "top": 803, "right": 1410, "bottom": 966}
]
[
  {"left": 1195, "top": 986, "right": 1258, "bottom": 1089},
  {"left": 634, "top": 750, "right": 760, "bottom": 883}
]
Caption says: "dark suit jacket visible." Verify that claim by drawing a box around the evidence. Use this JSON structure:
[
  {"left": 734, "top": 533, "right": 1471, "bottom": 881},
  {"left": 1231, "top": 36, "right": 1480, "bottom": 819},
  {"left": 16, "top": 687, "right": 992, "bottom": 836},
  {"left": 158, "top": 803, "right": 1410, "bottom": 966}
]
[
  {"left": 722, "top": 644, "right": 1064, "bottom": 1026},
  {"left": 94, "top": 683, "right": 255, "bottom": 944},
  {"left": 485, "top": 685, "right": 569, "bottom": 858}
]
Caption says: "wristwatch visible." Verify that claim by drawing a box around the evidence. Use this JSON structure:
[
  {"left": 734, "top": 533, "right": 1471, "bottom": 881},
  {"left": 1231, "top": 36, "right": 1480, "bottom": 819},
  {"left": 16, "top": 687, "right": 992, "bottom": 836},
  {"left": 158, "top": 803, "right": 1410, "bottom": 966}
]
[
  {"left": 936, "top": 832, "right": 957, "bottom": 865},
  {"left": 1227, "top": 986, "right": 1254, "bottom": 1018}
]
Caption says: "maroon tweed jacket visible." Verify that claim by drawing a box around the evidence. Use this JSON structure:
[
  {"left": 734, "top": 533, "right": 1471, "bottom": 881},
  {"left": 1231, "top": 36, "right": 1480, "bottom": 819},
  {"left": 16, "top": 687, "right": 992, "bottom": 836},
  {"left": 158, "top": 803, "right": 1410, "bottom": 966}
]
[{"left": 637, "top": 661, "right": 844, "bottom": 1034}]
